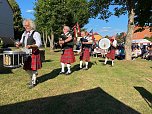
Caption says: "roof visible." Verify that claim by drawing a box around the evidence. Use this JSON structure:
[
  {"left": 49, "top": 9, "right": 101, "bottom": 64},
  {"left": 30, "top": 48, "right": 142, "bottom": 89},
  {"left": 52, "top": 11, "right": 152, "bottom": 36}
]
[
  {"left": 132, "top": 26, "right": 152, "bottom": 40},
  {"left": 94, "top": 34, "right": 102, "bottom": 41}
]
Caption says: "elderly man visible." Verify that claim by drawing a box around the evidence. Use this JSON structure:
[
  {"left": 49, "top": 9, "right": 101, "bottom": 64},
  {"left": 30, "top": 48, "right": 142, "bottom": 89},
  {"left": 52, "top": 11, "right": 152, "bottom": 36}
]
[
  {"left": 59, "top": 26, "right": 75, "bottom": 75},
  {"left": 16, "top": 19, "right": 42, "bottom": 89}
]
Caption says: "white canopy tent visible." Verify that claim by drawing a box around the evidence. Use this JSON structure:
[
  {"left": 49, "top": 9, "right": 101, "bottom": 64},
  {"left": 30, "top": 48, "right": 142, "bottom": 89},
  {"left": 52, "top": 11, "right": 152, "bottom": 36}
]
[{"left": 132, "top": 39, "right": 151, "bottom": 45}]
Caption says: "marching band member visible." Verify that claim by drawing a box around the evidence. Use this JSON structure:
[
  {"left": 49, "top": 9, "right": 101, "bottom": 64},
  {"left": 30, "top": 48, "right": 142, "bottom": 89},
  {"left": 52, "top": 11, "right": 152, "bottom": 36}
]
[
  {"left": 79, "top": 31, "right": 93, "bottom": 70},
  {"left": 104, "top": 36, "right": 117, "bottom": 66},
  {"left": 16, "top": 19, "right": 42, "bottom": 89},
  {"left": 59, "top": 26, "right": 75, "bottom": 75}
]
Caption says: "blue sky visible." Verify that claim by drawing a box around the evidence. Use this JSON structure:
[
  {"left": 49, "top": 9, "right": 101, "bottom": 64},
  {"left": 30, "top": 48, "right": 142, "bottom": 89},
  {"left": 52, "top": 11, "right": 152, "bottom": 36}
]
[{"left": 16, "top": 0, "right": 128, "bottom": 37}]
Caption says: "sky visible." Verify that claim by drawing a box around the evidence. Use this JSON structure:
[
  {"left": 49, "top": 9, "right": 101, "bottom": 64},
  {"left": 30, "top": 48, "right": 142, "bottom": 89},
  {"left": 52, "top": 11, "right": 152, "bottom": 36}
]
[{"left": 16, "top": 0, "right": 128, "bottom": 37}]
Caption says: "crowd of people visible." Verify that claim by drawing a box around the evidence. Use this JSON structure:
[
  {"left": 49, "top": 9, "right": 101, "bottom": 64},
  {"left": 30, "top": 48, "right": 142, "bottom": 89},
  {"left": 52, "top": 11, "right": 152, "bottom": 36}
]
[{"left": 15, "top": 19, "right": 151, "bottom": 89}]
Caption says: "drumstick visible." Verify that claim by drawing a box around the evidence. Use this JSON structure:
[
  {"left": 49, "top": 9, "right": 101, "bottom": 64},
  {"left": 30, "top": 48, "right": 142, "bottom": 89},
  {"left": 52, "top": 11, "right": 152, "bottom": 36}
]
[{"left": 8, "top": 37, "right": 16, "bottom": 44}]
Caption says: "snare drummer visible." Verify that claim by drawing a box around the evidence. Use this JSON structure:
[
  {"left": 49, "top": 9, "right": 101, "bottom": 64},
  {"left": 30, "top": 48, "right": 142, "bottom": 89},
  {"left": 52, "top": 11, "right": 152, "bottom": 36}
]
[
  {"left": 79, "top": 31, "right": 93, "bottom": 70},
  {"left": 16, "top": 19, "right": 42, "bottom": 89},
  {"left": 104, "top": 36, "right": 117, "bottom": 66}
]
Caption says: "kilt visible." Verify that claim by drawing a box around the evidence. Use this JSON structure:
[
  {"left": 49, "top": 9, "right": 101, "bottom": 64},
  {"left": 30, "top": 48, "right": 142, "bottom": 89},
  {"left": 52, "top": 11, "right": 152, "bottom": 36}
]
[
  {"left": 23, "top": 49, "right": 42, "bottom": 70},
  {"left": 60, "top": 48, "right": 75, "bottom": 64},
  {"left": 106, "top": 49, "right": 115, "bottom": 60},
  {"left": 80, "top": 48, "right": 90, "bottom": 62}
]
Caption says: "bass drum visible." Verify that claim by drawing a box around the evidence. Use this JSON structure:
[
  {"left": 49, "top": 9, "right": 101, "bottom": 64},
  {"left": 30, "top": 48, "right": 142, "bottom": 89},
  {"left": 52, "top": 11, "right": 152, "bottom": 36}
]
[{"left": 98, "top": 38, "right": 110, "bottom": 49}]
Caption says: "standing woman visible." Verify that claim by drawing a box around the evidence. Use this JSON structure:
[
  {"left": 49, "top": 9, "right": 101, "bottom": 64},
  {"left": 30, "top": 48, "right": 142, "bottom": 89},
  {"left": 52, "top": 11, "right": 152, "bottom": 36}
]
[
  {"left": 16, "top": 19, "right": 42, "bottom": 89},
  {"left": 59, "top": 26, "right": 75, "bottom": 75},
  {"left": 79, "top": 31, "right": 93, "bottom": 70},
  {"left": 104, "top": 36, "right": 117, "bottom": 66}
]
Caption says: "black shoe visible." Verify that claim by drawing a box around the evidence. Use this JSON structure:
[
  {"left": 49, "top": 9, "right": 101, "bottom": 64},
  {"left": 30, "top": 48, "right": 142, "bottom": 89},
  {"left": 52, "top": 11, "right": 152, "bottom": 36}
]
[
  {"left": 28, "top": 83, "right": 37, "bottom": 89},
  {"left": 65, "top": 71, "right": 71, "bottom": 75},
  {"left": 59, "top": 71, "right": 65, "bottom": 75},
  {"left": 78, "top": 67, "right": 83, "bottom": 70},
  {"left": 83, "top": 67, "right": 88, "bottom": 70},
  {"left": 26, "top": 82, "right": 32, "bottom": 85},
  {"left": 27, "top": 79, "right": 38, "bottom": 85}
]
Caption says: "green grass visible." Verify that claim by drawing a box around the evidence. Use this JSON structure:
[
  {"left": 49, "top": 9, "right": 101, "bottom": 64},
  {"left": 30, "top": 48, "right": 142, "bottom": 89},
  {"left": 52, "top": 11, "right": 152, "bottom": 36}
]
[{"left": 0, "top": 48, "right": 152, "bottom": 114}]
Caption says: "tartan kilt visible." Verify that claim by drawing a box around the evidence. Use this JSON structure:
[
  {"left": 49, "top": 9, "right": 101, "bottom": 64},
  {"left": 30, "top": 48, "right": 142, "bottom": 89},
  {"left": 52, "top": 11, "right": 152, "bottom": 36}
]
[
  {"left": 106, "top": 49, "right": 115, "bottom": 60},
  {"left": 80, "top": 48, "right": 90, "bottom": 62},
  {"left": 60, "top": 48, "right": 75, "bottom": 64},
  {"left": 23, "top": 49, "right": 42, "bottom": 70}
]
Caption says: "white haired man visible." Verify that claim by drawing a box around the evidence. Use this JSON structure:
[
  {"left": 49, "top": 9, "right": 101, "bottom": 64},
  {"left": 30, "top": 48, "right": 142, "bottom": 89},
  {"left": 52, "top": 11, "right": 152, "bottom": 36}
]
[
  {"left": 16, "top": 19, "right": 42, "bottom": 89},
  {"left": 59, "top": 26, "right": 75, "bottom": 75}
]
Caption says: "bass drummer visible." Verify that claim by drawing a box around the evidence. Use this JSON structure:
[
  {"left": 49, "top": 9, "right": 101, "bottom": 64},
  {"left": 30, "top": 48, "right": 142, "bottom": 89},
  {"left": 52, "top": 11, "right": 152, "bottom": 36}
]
[
  {"left": 104, "top": 36, "right": 117, "bottom": 66},
  {"left": 16, "top": 19, "right": 42, "bottom": 89}
]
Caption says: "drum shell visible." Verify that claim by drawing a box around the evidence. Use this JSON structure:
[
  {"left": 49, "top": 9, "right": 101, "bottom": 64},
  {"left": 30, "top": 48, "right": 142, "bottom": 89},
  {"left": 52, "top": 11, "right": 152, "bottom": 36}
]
[{"left": 3, "top": 51, "right": 26, "bottom": 68}]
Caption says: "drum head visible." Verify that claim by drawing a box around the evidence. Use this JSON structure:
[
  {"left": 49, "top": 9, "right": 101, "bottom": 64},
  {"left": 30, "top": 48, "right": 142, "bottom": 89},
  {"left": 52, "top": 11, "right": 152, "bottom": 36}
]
[{"left": 98, "top": 38, "right": 110, "bottom": 49}]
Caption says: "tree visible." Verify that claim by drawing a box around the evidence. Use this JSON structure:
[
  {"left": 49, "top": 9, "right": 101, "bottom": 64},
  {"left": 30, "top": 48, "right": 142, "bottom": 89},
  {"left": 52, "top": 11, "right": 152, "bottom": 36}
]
[
  {"left": 34, "top": 0, "right": 90, "bottom": 49},
  {"left": 89, "top": 0, "right": 152, "bottom": 60},
  {"left": 116, "top": 32, "right": 126, "bottom": 44},
  {"left": 134, "top": 0, "right": 152, "bottom": 27},
  {"left": 8, "top": 0, "right": 23, "bottom": 40}
]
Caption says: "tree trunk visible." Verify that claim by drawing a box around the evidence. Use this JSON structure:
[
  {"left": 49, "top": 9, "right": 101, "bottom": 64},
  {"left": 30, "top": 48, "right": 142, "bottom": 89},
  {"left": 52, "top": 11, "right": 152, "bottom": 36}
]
[
  {"left": 45, "top": 30, "right": 48, "bottom": 48},
  {"left": 125, "top": 0, "right": 135, "bottom": 60},
  {"left": 42, "top": 30, "right": 47, "bottom": 48},
  {"left": 48, "top": 27, "right": 54, "bottom": 50}
]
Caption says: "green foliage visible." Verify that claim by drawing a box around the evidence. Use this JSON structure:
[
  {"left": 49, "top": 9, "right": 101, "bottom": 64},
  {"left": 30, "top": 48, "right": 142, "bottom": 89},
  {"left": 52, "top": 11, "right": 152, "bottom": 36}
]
[
  {"left": 134, "top": 0, "right": 152, "bottom": 27},
  {"left": 89, "top": 0, "right": 152, "bottom": 27},
  {"left": 144, "top": 36, "right": 152, "bottom": 42},
  {"left": 34, "top": 0, "right": 90, "bottom": 39},
  {"left": 8, "top": 0, "right": 24, "bottom": 40},
  {"left": 116, "top": 32, "right": 126, "bottom": 44},
  {"left": 89, "top": 0, "right": 127, "bottom": 21}
]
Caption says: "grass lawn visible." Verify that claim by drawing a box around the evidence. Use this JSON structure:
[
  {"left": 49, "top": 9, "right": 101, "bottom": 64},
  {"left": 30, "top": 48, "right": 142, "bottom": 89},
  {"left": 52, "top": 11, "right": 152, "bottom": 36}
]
[{"left": 0, "top": 48, "right": 152, "bottom": 114}]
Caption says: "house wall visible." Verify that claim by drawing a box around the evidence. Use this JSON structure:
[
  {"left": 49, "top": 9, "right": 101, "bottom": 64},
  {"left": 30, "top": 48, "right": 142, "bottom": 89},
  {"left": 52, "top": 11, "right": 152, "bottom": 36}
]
[{"left": 0, "top": 0, "right": 14, "bottom": 45}]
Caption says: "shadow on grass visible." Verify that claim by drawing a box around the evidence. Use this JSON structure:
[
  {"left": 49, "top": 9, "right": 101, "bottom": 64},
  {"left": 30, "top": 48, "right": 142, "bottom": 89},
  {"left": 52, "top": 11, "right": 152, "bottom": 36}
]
[
  {"left": 43, "top": 59, "right": 54, "bottom": 63},
  {"left": 54, "top": 50, "right": 62, "bottom": 52},
  {"left": 99, "top": 59, "right": 112, "bottom": 65},
  {"left": 0, "top": 67, "right": 12, "bottom": 74},
  {"left": 0, "top": 55, "right": 12, "bottom": 74},
  {"left": 71, "top": 62, "right": 94, "bottom": 73},
  {"left": 0, "top": 87, "right": 140, "bottom": 114},
  {"left": 37, "top": 68, "right": 61, "bottom": 83},
  {"left": 134, "top": 86, "right": 152, "bottom": 108}
]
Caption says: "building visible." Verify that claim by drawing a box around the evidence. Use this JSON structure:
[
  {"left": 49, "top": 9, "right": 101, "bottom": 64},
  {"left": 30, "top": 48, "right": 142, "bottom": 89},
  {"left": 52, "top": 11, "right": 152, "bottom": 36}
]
[
  {"left": 132, "top": 26, "right": 152, "bottom": 40},
  {"left": 0, "top": 0, "right": 14, "bottom": 46}
]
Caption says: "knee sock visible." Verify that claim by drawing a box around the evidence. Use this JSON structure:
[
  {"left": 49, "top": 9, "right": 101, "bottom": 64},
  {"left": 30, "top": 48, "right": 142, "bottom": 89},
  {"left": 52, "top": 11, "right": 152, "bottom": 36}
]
[
  {"left": 61, "top": 62, "right": 65, "bottom": 72},
  {"left": 85, "top": 62, "right": 88, "bottom": 68},
  {"left": 104, "top": 57, "right": 108, "bottom": 64},
  {"left": 67, "top": 64, "right": 71, "bottom": 73},
  {"left": 112, "top": 60, "right": 114, "bottom": 66},
  {"left": 80, "top": 61, "right": 83, "bottom": 68},
  {"left": 32, "top": 71, "right": 37, "bottom": 84}
]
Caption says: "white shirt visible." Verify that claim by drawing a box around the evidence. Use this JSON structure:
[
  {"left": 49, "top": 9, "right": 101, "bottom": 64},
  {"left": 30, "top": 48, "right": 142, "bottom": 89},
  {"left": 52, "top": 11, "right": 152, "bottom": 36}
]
[
  {"left": 112, "top": 40, "right": 117, "bottom": 47},
  {"left": 20, "top": 30, "right": 42, "bottom": 48}
]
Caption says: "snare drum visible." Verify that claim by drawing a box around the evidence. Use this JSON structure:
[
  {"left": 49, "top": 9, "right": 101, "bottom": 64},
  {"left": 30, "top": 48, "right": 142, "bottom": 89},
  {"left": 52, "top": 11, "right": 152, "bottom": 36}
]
[{"left": 3, "top": 51, "right": 26, "bottom": 68}]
